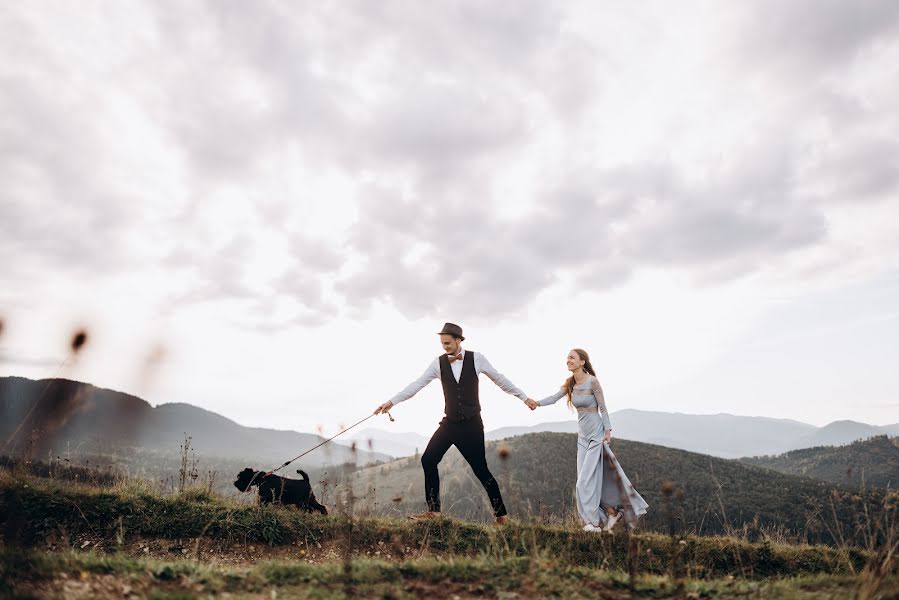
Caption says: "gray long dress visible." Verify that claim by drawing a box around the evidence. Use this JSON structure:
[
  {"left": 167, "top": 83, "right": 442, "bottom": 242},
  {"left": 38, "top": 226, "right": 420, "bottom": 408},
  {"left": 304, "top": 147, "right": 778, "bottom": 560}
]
[{"left": 538, "top": 375, "right": 649, "bottom": 529}]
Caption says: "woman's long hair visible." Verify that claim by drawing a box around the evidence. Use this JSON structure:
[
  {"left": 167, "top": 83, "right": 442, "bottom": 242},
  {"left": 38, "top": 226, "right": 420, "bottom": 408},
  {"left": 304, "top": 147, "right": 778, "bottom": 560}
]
[{"left": 566, "top": 348, "right": 596, "bottom": 407}]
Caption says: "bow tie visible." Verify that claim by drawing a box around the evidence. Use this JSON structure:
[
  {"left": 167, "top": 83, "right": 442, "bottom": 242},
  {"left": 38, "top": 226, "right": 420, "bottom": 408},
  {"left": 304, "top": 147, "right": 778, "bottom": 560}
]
[{"left": 447, "top": 353, "right": 463, "bottom": 363}]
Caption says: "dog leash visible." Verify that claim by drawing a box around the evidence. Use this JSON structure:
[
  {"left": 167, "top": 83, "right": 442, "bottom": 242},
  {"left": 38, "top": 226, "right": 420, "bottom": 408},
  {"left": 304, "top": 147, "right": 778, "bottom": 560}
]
[{"left": 263, "top": 409, "right": 394, "bottom": 476}]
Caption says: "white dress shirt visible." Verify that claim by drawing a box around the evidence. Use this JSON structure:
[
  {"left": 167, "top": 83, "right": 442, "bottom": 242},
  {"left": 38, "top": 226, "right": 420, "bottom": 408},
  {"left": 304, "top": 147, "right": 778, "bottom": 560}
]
[{"left": 389, "top": 347, "right": 529, "bottom": 406}]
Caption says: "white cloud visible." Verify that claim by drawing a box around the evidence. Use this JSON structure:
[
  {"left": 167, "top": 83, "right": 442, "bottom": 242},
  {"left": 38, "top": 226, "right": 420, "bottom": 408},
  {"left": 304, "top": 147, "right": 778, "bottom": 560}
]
[{"left": 2, "top": 1, "right": 898, "bottom": 431}]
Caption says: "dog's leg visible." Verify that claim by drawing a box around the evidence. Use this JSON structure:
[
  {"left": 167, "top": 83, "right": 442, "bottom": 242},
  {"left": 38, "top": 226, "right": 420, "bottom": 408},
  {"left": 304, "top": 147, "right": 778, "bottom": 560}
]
[
  {"left": 259, "top": 482, "right": 277, "bottom": 505},
  {"left": 307, "top": 493, "right": 328, "bottom": 515}
]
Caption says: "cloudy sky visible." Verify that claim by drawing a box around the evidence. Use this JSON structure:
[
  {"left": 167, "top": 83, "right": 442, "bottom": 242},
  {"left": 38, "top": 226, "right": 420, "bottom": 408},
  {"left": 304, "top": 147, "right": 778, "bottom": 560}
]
[{"left": 2, "top": 1, "right": 898, "bottom": 439}]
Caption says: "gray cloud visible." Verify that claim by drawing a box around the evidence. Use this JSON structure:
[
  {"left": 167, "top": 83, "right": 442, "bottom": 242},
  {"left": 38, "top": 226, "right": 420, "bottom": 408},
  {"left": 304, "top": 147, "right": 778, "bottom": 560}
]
[
  {"left": 270, "top": 268, "right": 338, "bottom": 318},
  {"left": 237, "top": 290, "right": 339, "bottom": 333},
  {"left": 138, "top": 0, "right": 583, "bottom": 181},
  {"left": 803, "top": 130, "right": 899, "bottom": 203},
  {"left": 0, "top": 58, "right": 133, "bottom": 280},
  {"left": 3, "top": 1, "right": 897, "bottom": 326},
  {"left": 364, "top": 81, "right": 527, "bottom": 172},
  {"left": 737, "top": 0, "right": 899, "bottom": 73},
  {"left": 727, "top": 1, "right": 899, "bottom": 206},
  {"left": 165, "top": 235, "right": 256, "bottom": 306},
  {"left": 164, "top": 232, "right": 346, "bottom": 327},
  {"left": 287, "top": 235, "right": 344, "bottom": 273},
  {"left": 336, "top": 149, "right": 831, "bottom": 318},
  {"left": 326, "top": 0, "right": 898, "bottom": 319}
]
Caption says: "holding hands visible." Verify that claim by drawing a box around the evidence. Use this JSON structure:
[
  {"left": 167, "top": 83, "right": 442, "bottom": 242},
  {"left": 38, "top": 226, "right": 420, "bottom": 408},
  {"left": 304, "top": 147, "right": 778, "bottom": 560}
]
[{"left": 524, "top": 398, "right": 538, "bottom": 410}]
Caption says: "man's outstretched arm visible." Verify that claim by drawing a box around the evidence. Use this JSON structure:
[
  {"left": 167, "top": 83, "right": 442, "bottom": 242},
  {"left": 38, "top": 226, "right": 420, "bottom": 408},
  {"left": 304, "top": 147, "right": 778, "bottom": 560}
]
[
  {"left": 374, "top": 359, "right": 440, "bottom": 414},
  {"left": 476, "top": 353, "right": 529, "bottom": 402}
]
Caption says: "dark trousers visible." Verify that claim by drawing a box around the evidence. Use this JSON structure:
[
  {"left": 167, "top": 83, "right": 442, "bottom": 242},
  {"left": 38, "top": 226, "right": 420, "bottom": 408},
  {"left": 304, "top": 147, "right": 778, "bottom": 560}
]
[{"left": 420, "top": 415, "right": 507, "bottom": 517}]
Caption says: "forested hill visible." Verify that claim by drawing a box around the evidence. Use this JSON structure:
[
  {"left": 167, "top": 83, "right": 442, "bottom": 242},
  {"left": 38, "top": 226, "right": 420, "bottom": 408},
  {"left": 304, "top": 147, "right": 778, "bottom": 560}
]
[
  {"left": 0, "top": 376, "right": 386, "bottom": 468},
  {"left": 740, "top": 435, "right": 899, "bottom": 489},
  {"left": 344, "top": 432, "right": 896, "bottom": 547}
]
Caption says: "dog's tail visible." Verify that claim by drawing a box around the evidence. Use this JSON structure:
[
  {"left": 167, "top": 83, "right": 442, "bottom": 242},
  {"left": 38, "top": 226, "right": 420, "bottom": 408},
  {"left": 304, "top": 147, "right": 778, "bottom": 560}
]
[{"left": 296, "top": 469, "right": 309, "bottom": 481}]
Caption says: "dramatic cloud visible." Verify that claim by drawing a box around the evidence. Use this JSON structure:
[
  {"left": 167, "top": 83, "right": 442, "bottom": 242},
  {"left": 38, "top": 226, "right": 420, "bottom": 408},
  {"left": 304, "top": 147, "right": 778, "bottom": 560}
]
[{"left": 2, "top": 1, "right": 898, "bottom": 325}]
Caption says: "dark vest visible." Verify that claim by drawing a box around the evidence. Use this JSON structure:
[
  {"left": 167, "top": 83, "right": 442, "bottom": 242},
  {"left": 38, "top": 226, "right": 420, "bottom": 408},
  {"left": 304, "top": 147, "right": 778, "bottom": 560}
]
[{"left": 439, "top": 350, "right": 480, "bottom": 422}]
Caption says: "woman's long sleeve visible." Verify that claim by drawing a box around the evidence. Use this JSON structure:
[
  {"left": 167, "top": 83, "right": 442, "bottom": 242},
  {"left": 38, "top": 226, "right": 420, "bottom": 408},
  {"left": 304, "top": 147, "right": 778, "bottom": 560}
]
[
  {"left": 538, "top": 388, "right": 566, "bottom": 406},
  {"left": 592, "top": 377, "right": 611, "bottom": 430}
]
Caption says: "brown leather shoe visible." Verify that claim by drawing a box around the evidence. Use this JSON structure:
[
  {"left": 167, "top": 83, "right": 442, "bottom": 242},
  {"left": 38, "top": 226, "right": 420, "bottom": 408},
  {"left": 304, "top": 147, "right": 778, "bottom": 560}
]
[
  {"left": 408, "top": 511, "right": 441, "bottom": 520},
  {"left": 494, "top": 515, "right": 509, "bottom": 526}
]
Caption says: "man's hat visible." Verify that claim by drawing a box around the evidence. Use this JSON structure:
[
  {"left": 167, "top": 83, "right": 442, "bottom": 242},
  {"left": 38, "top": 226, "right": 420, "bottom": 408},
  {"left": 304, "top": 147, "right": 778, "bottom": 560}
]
[{"left": 436, "top": 322, "right": 465, "bottom": 341}]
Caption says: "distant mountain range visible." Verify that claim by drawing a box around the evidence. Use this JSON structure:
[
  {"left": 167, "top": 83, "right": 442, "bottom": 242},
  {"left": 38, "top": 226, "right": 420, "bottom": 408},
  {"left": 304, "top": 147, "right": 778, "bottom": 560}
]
[
  {"left": 798, "top": 420, "right": 899, "bottom": 449},
  {"left": 0, "top": 377, "right": 387, "bottom": 469},
  {"left": 353, "top": 409, "right": 899, "bottom": 459},
  {"left": 347, "top": 428, "right": 430, "bottom": 459},
  {"left": 741, "top": 435, "right": 899, "bottom": 489},
  {"left": 4, "top": 375, "right": 896, "bottom": 469}
]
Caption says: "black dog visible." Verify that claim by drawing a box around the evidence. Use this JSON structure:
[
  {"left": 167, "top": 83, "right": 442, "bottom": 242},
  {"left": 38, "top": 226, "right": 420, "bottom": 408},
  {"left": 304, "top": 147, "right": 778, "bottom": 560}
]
[{"left": 233, "top": 468, "right": 328, "bottom": 514}]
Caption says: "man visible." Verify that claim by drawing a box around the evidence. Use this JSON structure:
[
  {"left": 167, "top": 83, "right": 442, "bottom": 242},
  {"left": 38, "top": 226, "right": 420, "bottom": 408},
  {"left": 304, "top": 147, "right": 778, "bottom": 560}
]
[{"left": 373, "top": 322, "right": 533, "bottom": 525}]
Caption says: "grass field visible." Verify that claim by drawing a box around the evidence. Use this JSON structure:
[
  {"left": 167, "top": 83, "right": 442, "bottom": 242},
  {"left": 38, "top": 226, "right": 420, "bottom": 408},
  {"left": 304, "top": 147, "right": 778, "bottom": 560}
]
[
  {"left": 2, "top": 548, "right": 885, "bottom": 599},
  {"left": 2, "top": 468, "right": 897, "bottom": 599}
]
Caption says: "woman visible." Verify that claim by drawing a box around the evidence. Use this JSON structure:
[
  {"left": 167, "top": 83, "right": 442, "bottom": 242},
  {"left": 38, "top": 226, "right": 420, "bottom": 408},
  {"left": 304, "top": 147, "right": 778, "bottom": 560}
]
[{"left": 525, "top": 349, "right": 648, "bottom": 532}]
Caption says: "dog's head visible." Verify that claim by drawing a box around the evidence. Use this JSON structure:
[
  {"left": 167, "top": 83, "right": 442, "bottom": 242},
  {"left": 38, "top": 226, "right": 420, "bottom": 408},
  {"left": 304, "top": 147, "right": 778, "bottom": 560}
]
[{"left": 233, "top": 467, "right": 262, "bottom": 492}]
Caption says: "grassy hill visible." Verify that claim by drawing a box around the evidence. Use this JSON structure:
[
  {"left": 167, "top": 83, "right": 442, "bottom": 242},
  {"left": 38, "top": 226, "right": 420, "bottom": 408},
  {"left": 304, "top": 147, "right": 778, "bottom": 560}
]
[
  {"left": 741, "top": 435, "right": 899, "bottom": 489},
  {"left": 6, "top": 550, "right": 888, "bottom": 600},
  {"left": 341, "top": 432, "right": 897, "bottom": 547},
  {"left": 3, "top": 379, "right": 897, "bottom": 598},
  {"left": 1, "top": 463, "right": 896, "bottom": 598}
]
